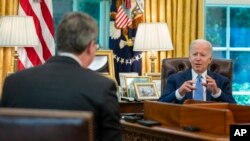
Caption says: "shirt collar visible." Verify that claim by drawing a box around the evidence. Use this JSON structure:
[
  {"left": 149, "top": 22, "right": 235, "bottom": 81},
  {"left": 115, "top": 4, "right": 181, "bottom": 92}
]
[
  {"left": 57, "top": 52, "right": 82, "bottom": 66},
  {"left": 191, "top": 69, "right": 207, "bottom": 80}
]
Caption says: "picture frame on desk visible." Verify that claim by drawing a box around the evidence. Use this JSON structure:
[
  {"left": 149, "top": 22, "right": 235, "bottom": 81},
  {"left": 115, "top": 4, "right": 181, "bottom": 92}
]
[
  {"left": 134, "top": 83, "right": 159, "bottom": 100},
  {"left": 144, "top": 72, "right": 161, "bottom": 80},
  {"left": 88, "top": 50, "right": 115, "bottom": 80},
  {"left": 125, "top": 76, "right": 151, "bottom": 98},
  {"left": 119, "top": 72, "right": 139, "bottom": 88},
  {"left": 144, "top": 73, "right": 161, "bottom": 95}
]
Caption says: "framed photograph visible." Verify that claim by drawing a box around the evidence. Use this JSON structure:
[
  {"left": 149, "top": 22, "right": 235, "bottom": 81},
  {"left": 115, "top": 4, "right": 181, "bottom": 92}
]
[
  {"left": 88, "top": 50, "right": 115, "bottom": 80},
  {"left": 134, "top": 83, "right": 159, "bottom": 100},
  {"left": 144, "top": 72, "right": 161, "bottom": 95},
  {"left": 119, "top": 72, "right": 139, "bottom": 88},
  {"left": 144, "top": 72, "right": 161, "bottom": 80},
  {"left": 125, "top": 76, "right": 151, "bottom": 98}
]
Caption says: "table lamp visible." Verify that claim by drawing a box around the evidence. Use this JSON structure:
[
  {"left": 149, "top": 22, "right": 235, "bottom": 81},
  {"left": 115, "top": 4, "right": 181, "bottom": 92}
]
[
  {"left": 133, "top": 23, "right": 173, "bottom": 72},
  {"left": 0, "top": 16, "right": 39, "bottom": 72}
]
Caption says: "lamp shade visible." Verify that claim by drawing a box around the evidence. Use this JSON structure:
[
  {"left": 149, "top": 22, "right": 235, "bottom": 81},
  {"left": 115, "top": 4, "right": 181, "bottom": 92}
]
[
  {"left": 0, "top": 16, "right": 39, "bottom": 47},
  {"left": 133, "top": 23, "right": 173, "bottom": 51}
]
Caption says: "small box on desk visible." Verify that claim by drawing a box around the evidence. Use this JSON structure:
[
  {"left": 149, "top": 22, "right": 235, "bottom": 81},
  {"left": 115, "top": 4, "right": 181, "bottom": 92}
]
[{"left": 143, "top": 101, "right": 250, "bottom": 135}]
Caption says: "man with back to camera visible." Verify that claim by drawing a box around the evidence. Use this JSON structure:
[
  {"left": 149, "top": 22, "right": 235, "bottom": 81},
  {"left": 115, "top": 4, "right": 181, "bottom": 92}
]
[
  {"left": 0, "top": 12, "right": 122, "bottom": 141},
  {"left": 159, "top": 39, "right": 236, "bottom": 104}
]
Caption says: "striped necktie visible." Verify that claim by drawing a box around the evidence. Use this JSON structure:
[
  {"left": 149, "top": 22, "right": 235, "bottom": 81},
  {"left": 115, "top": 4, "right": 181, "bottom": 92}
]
[{"left": 194, "top": 75, "right": 203, "bottom": 100}]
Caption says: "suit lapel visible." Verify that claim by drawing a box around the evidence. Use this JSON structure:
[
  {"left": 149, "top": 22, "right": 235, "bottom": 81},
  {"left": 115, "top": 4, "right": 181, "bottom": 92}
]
[
  {"left": 184, "top": 69, "right": 193, "bottom": 99},
  {"left": 206, "top": 71, "right": 215, "bottom": 101}
]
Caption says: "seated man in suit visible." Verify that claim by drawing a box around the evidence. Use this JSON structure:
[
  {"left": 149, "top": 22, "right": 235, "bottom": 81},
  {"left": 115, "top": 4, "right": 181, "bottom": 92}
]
[
  {"left": 0, "top": 12, "right": 122, "bottom": 141},
  {"left": 159, "top": 39, "right": 236, "bottom": 104}
]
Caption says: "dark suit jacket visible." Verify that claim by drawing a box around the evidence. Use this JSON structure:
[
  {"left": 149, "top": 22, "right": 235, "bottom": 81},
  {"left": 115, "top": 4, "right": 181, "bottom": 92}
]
[
  {"left": 0, "top": 56, "right": 122, "bottom": 141},
  {"left": 159, "top": 69, "right": 236, "bottom": 104}
]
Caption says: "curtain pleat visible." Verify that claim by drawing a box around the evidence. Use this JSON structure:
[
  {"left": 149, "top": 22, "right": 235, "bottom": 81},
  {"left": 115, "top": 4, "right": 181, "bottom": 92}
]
[
  {"left": 0, "top": 0, "right": 19, "bottom": 96},
  {"left": 143, "top": 0, "right": 204, "bottom": 74}
]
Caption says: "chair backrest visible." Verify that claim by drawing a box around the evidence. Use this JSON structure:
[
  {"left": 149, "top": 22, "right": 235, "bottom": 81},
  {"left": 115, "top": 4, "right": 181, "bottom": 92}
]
[
  {"left": 161, "top": 57, "right": 232, "bottom": 94},
  {"left": 0, "top": 108, "right": 93, "bottom": 141}
]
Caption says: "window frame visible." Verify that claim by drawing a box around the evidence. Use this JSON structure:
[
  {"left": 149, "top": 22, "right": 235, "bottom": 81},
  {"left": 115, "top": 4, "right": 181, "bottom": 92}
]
[{"left": 205, "top": 2, "right": 250, "bottom": 96}]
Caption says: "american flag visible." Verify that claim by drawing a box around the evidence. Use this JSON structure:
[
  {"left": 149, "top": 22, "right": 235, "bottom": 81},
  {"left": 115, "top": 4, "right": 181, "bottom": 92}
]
[
  {"left": 115, "top": 3, "right": 132, "bottom": 29},
  {"left": 18, "top": 0, "right": 55, "bottom": 70},
  {"left": 110, "top": 0, "right": 144, "bottom": 84}
]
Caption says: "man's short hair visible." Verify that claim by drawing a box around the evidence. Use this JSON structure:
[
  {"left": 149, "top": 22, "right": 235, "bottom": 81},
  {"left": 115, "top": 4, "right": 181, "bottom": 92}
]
[
  {"left": 56, "top": 12, "right": 98, "bottom": 54},
  {"left": 189, "top": 39, "right": 213, "bottom": 56}
]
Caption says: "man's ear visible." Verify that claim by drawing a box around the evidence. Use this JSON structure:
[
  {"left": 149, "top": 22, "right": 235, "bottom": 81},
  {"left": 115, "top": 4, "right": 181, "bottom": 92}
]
[
  {"left": 86, "top": 41, "right": 95, "bottom": 55},
  {"left": 209, "top": 57, "right": 212, "bottom": 64}
]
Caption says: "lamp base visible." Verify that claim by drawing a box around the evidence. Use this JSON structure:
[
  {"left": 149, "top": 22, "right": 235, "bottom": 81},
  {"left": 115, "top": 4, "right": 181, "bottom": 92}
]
[
  {"left": 13, "top": 47, "right": 19, "bottom": 72},
  {"left": 150, "top": 52, "right": 156, "bottom": 73}
]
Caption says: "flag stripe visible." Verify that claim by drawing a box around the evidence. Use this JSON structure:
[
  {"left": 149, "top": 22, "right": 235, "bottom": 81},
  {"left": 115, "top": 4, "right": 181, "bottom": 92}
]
[
  {"left": 19, "top": 0, "right": 43, "bottom": 65},
  {"left": 116, "top": 14, "right": 126, "bottom": 26},
  {"left": 44, "top": 0, "right": 53, "bottom": 14},
  {"left": 22, "top": 1, "right": 52, "bottom": 60},
  {"left": 41, "top": 1, "right": 54, "bottom": 36},
  {"left": 115, "top": 5, "right": 131, "bottom": 28},
  {"left": 18, "top": 48, "right": 37, "bottom": 68},
  {"left": 19, "top": 1, "right": 42, "bottom": 66},
  {"left": 25, "top": 47, "right": 43, "bottom": 65},
  {"left": 17, "top": 59, "right": 25, "bottom": 70},
  {"left": 17, "top": 6, "right": 40, "bottom": 67},
  {"left": 18, "top": 0, "right": 54, "bottom": 70},
  {"left": 117, "top": 12, "right": 126, "bottom": 22},
  {"left": 18, "top": 3, "right": 44, "bottom": 66},
  {"left": 31, "top": 3, "right": 55, "bottom": 56}
]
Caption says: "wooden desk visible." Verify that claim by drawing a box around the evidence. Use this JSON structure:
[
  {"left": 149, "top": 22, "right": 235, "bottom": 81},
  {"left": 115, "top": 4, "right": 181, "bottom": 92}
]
[
  {"left": 119, "top": 101, "right": 143, "bottom": 113},
  {"left": 121, "top": 120, "right": 229, "bottom": 141}
]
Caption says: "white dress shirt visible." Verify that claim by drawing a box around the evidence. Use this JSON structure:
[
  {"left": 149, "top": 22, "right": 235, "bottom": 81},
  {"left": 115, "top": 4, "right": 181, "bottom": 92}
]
[{"left": 175, "top": 69, "right": 221, "bottom": 101}]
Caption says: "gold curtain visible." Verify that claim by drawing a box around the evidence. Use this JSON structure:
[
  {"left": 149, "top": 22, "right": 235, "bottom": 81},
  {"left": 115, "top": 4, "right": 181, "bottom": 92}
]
[
  {"left": 142, "top": 0, "right": 204, "bottom": 74},
  {"left": 0, "top": 0, "right": 19, "bottom": 96}
]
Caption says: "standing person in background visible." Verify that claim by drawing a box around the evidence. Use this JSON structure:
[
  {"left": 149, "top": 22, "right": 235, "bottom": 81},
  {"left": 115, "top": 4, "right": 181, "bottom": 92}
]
[
  {"left": 159, "top": 39, "right": 236, "bottom": 104},
  {"left": 0, "top": 12, "right": 122, "bottom": 141}
]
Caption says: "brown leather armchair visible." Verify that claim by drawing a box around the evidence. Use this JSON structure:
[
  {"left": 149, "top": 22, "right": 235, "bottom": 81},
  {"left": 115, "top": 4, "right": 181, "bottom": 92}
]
[
  {"left": 0, "top": 108, "right": 93, "bottom": 141},
  {"left": 161, "top": 58, "right": 232, "bottom": 94}
]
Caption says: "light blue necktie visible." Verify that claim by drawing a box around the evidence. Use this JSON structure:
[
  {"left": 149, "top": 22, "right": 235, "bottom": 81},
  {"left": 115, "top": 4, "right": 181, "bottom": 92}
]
[{"left": 194, "top": 75, "right": 203, "bottom": 100}]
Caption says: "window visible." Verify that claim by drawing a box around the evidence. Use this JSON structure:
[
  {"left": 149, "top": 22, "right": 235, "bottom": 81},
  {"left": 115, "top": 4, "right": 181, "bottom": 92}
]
[
  {"left": 52, "top": 0, "right": 110, "bottom": 49},
  {"left": 205, "top": 0, "right": 250, "bottom": 105}
]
